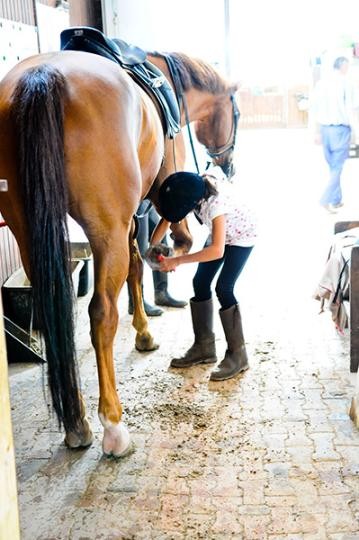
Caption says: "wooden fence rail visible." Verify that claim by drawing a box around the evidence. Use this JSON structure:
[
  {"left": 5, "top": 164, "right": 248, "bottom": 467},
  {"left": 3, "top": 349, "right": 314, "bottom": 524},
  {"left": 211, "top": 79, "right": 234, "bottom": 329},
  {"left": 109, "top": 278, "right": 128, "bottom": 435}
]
[{"left": 0, "top": 0, "right": 35, "bottom": 25}]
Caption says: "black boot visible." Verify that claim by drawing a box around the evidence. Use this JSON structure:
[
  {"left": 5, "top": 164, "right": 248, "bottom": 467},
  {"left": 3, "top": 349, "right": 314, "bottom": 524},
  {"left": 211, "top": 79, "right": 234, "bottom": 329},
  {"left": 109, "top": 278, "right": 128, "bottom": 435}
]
[
  {"left": 210, "top": 304, "right": 249, "bottom": 381},
  {"left": 170, "top": 298, "right": 217, "bottom": 368},
  {"left": 153, "top": 270, "right": 187, "bottom": 308},
  {"left": 128, "top": 284, "right": 163, "bottom": 317}
]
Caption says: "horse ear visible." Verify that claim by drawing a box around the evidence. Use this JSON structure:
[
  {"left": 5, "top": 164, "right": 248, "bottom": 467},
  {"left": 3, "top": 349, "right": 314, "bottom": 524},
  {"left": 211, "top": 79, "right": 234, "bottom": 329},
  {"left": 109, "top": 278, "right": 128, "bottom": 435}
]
[{"left": 228, "top": 81, "right": 241, "bottom": 95}]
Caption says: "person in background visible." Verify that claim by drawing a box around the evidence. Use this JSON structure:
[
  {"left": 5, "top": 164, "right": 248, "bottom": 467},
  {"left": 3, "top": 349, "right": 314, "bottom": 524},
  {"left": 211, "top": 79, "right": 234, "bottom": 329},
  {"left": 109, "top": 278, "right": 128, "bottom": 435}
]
[
  {"left": 151, "top": 169, "right": 257, "bottom": 381},
  {"left": 128, "top": 202, "right": 187, "bottom": 316},
  {"left": 311, "top": 56, "right": 359, "bottom": 214}
]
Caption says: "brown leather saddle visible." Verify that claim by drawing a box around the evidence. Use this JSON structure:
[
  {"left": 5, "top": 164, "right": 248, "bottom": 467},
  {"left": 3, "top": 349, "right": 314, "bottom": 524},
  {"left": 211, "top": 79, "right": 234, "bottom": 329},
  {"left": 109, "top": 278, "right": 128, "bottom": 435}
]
[{"left": 60, "top": 26, "right": 181, "bottom": 139}]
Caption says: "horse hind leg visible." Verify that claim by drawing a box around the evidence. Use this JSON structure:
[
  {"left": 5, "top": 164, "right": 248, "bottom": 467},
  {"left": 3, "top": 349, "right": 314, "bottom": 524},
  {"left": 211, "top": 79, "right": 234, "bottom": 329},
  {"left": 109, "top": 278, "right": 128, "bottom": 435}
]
[
  {"left": 88, "top": 228, "right": 133, "bottom": 457},
  {"left": 2, "top": 199, "right": 94, "bottom": 449},
  {"left": 127, "top": 237, "right": 158, "bottom": 351},
  {"left": 64, "top": 393, "right": 94, "bottom": 448}
]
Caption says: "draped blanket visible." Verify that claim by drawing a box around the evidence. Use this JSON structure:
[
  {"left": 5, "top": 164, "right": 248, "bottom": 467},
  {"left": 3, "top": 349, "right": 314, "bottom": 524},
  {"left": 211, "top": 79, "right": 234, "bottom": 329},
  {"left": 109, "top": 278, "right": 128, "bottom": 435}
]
[{"left": 313, "top": 227, "right": 359, "bottom": 332}]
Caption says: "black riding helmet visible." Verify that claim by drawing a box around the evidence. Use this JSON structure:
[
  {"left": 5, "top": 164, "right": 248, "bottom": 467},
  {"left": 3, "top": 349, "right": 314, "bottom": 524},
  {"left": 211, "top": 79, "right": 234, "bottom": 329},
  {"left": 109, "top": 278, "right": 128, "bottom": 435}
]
[{"left": 159, "top": 172, "right": 206, "bottom": 223}]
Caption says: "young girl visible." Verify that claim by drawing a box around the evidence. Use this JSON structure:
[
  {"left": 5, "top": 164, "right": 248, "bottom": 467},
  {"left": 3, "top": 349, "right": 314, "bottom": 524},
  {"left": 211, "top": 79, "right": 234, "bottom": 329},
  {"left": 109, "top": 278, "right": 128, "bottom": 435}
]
[{"left": 151, "top": 169, "right": 257, "bottom": 381}]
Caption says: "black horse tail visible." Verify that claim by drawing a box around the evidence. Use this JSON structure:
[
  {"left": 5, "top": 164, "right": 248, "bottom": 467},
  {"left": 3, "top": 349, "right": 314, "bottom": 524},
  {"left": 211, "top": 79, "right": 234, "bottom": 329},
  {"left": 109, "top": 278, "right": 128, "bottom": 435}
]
[{"left": 12, "top": 64, "right": 82, "bottom": 433}]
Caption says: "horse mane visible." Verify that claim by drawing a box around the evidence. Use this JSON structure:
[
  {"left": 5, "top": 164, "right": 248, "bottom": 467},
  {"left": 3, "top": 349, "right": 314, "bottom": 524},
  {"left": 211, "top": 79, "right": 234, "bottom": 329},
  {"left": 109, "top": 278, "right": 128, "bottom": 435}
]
[{"left": 150, "top": 51, "right": 231, "bottom": 94}]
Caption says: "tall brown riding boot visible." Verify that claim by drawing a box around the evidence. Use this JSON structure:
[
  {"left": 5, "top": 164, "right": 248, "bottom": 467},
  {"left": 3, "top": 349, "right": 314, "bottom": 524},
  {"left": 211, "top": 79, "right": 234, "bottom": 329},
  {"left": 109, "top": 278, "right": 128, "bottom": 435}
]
[
  {"left": 210, "top": 304, "right": 249, "bottom": 381},
  {"left": 170, "top": 298, "right": 217, "bottom": 368}
]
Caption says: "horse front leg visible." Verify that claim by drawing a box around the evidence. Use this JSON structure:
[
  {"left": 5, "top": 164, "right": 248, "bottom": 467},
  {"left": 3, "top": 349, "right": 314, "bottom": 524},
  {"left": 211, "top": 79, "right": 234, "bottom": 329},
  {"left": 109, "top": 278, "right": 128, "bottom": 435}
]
[
  {"left": 170, "top": 219, "right": 193, "bottom": 255},
  {"left": 127, "top": 238, "right": 158, "bottom": 351},
  {"left": 89, "top": 235, "right": 131, "bottom": 457}
]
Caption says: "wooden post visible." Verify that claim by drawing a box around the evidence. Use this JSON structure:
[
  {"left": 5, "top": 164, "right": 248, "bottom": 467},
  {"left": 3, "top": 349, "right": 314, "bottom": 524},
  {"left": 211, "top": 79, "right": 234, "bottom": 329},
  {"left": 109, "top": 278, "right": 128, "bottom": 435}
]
[
  {"left": 69, "top": 0, "right": 103, "bottom": 29},
  {"left": 334, "top": 221, "right": 359, "bottom": 372},
  {"left": 223, "top": 0, "right": 231, "bottom": 78},
  {"left": 334, "top": 221, "right": 359, "bottom": 235},
  {"left": 0, "top": 296, "right": 20, "bottom": 539},
  {"left": 351, "top": 246, "right": 359, "bottom": 373}
]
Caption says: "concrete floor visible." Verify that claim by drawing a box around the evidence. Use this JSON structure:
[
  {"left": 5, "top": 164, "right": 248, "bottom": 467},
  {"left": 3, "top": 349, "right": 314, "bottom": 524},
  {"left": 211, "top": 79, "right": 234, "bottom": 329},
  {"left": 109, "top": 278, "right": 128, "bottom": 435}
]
[{"left": 8, "top": 129, "right": 359, "bottom": 539}]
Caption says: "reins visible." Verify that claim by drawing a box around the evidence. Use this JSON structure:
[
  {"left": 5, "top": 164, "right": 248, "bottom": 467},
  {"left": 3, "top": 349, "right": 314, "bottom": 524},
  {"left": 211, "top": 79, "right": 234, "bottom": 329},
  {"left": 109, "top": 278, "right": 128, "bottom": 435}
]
[{"left": 164, "top": 54, "right": 200, "bottom": 174}]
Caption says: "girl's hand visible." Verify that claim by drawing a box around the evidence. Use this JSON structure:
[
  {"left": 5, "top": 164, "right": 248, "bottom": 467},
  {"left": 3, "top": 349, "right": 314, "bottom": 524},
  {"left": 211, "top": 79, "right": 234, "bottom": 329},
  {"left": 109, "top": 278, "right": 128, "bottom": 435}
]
[{"left": 159, "top": 256, "right": 180, "bottom": 272}]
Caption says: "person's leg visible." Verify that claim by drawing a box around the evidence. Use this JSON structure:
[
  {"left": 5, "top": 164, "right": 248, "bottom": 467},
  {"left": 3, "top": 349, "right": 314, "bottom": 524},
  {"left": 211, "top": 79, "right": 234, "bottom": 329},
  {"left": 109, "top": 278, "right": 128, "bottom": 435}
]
[
  {"left": 148, "top": 206, "right": 187, "bottom": 307},
  {"left": 136, "top": 203, "right": 150, "bottom": 255},
  {"left": 320, "top": 125, "right": 351, "bottom": 207},
  {"left": 214, "top": 245, "right": 252, "bottom": 309},
  {"left": 192, "top": 255, "right": 224, "bottom": 302},
  {"left": 319, "top": 125, "right": 336, "bottom": 206},
  {"left": 210, "top": 245, "right": 253, "bottom": 381},
  {"left": 128, "top": 204, "right": 163, "bottom": 316},
  {"left": 170, "top": 241, "right": 223, "bottom": 368}
]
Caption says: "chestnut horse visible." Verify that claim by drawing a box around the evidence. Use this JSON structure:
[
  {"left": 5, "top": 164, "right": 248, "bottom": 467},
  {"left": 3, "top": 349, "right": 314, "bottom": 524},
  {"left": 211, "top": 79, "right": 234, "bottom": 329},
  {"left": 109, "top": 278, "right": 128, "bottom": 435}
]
[{"left": 0, "top": 49, "right": 239, "bottom": 456}]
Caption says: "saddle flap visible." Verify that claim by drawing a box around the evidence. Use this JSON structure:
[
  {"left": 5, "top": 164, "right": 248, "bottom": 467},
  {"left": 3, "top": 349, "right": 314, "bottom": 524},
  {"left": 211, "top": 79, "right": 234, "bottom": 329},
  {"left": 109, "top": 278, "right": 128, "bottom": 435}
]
[{"left": 112, "top": 38, "right": 147, "bottom": 66}]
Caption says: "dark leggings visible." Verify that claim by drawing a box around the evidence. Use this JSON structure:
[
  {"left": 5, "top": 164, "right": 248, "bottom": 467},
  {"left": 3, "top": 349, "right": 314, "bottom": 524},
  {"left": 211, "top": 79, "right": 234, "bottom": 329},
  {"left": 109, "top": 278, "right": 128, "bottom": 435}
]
[{"left": 193, "top": 243, "right": 253, "bottom": 310}]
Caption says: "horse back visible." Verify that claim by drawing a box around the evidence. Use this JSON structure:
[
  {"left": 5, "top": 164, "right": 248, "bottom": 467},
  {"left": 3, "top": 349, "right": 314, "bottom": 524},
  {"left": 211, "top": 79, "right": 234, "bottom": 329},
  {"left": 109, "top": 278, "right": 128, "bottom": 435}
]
[{"left": 0, "top": 50, "right": 164, "bottom": 221}]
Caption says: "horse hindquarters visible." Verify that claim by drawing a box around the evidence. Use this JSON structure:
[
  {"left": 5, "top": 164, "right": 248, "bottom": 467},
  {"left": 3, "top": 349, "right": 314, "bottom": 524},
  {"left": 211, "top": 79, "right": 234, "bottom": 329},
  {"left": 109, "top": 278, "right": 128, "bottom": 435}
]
[{"left": 11, "top": 64, "right": 88, "bottom": 439}]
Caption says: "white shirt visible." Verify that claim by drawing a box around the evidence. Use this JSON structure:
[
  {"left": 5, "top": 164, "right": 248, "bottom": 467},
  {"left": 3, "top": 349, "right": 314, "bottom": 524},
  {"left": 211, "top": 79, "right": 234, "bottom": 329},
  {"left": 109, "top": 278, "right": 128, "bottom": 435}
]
[
  {"left": 311, "top": 71, "right": 359, "bottom": 126},
  {"left": 196, "top": 177, "right": 257, "bottom": 247}
]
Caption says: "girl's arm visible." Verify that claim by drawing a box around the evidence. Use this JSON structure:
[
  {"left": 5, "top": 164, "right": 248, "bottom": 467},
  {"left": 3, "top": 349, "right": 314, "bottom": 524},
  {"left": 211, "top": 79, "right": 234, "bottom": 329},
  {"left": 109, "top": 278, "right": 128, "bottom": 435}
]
[
  {"left": 159, "top": 215, "right": 226, "bottom": 272},
  {"left": 150, "top": 217, "right": 171, "bottom": 245}
]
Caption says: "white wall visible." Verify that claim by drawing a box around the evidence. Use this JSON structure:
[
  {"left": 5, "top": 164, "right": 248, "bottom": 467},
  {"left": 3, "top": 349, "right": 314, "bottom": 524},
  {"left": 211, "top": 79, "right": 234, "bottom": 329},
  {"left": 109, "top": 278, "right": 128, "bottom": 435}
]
[
  {"left": 36, "top": 3, "right": 69, "bottom": 53},
  {"left": 0, "top": 18, "right": 38, "bottom": 80},
  {"left": 229, "top": 0, "right": 359, "bottom": 87},
  {"left": 0, "top": 4, "right": 70, "bottom": 82},
  {"left": 102, "top": 0, "right": 227, "bottom": 73},
  {"left": 103, "top": 0, "right": 359, "bottom": 88}
]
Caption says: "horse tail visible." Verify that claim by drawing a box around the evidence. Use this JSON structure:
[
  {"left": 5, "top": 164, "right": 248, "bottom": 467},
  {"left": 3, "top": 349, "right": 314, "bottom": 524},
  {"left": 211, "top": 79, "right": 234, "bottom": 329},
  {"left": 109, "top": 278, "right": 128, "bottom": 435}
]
[{"left": 12, "top": 64, "right": 82, "bottom": 433}]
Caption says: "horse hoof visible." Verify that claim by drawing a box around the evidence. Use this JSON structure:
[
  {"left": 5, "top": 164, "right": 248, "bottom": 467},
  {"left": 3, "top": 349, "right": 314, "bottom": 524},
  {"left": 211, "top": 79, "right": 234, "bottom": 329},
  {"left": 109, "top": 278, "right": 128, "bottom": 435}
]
[
  {"left": 135, "top": 332, "right": 159, "bottom": 352},
  {"left": 65, "top": 417, "right": 94, "bottom": 448},
  {"left": 349, "top": 397, "right": 359, "bottom": 428},
  {"left": 102, "top": 421, "right": 131, "bottom": 457}
]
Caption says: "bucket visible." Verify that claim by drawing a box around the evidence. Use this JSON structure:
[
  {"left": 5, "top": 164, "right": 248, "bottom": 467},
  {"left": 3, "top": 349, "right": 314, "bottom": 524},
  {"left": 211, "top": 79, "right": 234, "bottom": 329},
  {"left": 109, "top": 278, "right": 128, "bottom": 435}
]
[{"left": 2, "top": 260, "right": 84, "bottom": 331}]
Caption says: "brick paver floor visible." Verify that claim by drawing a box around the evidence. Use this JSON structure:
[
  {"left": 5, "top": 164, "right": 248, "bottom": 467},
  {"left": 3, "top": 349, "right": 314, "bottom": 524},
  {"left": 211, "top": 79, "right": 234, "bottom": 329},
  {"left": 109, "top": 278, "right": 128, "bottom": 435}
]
[{"left": 8, "top": 129, "right": 359, "bottom": 539}]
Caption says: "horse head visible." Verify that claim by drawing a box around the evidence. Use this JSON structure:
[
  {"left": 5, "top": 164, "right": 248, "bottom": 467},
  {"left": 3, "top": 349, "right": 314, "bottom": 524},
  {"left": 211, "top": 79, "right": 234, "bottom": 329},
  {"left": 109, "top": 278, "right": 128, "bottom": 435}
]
[
  {"left": 148, "top": 53, "right": 242, "bottom": 257},
  {"left": 194, "top": 84, "right": 240, "bottom": 179},
  {"left": 149, "top": 52, "right": 241, "bottom": 180}
]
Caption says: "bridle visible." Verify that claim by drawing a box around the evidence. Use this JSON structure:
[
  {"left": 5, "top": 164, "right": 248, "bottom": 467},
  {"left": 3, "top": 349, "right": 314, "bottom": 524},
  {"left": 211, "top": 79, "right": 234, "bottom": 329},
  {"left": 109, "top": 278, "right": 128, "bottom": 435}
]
[
  {"left": 163, "top": 54, "right": 240, "bottom": 173},
  {"left": 135, "top": 56, "right": 239, "bottom": 225},
  {"left": 205, "top": 94, "right": 240, "bottom": 161}
]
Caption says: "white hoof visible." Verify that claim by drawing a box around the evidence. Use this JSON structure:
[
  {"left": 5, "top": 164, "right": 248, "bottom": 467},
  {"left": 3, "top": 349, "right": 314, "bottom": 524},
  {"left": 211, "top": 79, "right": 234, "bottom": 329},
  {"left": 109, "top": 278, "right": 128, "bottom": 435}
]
[{"left": 102, "top": 421, "right": 131, "bottom": 457}]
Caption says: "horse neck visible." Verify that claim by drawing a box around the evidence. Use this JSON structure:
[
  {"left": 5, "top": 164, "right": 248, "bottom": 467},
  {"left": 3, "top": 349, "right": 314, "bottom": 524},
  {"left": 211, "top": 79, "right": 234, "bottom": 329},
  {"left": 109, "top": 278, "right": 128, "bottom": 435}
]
[
  {"left": 182, "top": 88, "right": 215, "bottom": 124},
  {"left": 147, "top": 54, "right": 215, "bottom": 125}
]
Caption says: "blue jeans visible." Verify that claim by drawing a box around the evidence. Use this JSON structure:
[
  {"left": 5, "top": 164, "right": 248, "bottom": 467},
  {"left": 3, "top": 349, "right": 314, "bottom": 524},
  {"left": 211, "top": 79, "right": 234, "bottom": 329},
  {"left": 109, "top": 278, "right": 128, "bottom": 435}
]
[
  {"left": 319, "top": 124, "right": 351, "bottom": 206},
  {"left": 193, "top": 243, "right": 253, "bottom": 310}
]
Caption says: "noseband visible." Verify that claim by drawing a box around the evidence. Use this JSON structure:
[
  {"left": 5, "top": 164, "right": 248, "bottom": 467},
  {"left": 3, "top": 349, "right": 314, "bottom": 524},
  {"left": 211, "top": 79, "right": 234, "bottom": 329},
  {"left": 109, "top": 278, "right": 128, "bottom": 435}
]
[{"left": 206, "top": 94, "right": 240, "bottom": 160}]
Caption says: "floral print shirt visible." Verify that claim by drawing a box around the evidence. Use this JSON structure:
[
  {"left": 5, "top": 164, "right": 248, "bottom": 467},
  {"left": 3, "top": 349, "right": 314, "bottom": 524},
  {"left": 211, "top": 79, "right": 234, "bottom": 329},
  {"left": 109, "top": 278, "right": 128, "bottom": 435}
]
[{"left": 196, "top": 178, "right": 257, "bottom": 247}]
